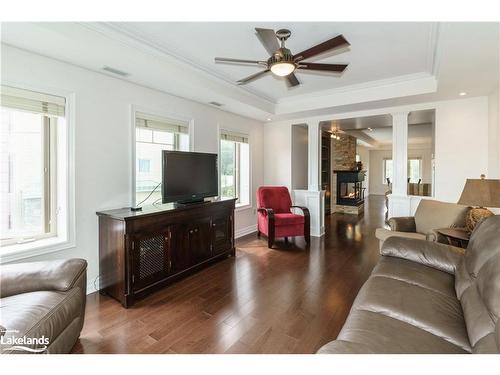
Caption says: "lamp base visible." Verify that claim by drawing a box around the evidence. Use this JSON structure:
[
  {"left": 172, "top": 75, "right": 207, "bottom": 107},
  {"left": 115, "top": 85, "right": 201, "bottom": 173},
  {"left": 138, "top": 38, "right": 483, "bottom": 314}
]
[{"left": 465, "top": 207, "right": 494, "bottom": 233}]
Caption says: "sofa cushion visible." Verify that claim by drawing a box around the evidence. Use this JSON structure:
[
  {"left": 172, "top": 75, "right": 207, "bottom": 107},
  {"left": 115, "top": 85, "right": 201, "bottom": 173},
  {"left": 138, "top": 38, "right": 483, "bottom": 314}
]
[
  {"left": 274, "top": 213, "right": 305, "bottom": 227},
  {"left": 414, "top": 199, "right": 468, "bottom": 235},
  {"left": 351, "top": 275, "right": 470, "bottom": 351},
  {"left": 371, "top": 256, "right": 457, "bottom": 299},
  {"left": 0, "top": 289, "right": 82, "bottom": 354},
  {"left": 329, "top": 310, "right": 467, "bottom": 354}
]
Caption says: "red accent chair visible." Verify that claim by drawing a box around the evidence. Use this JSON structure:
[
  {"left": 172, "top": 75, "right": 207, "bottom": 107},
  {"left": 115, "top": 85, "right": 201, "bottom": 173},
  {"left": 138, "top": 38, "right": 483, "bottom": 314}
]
[{"left": 256, "top": 186, "right": 311, "bottom": 248}]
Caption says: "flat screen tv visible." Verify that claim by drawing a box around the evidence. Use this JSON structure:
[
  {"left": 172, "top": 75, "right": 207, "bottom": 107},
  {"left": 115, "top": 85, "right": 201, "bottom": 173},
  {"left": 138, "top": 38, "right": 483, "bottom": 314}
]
[{"left": 162, "top": 150, "right": 218, "bottom": 204}]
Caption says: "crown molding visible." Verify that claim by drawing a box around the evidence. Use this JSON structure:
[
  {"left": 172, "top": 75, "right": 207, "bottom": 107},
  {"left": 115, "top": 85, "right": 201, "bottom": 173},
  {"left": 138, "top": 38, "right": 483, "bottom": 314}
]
[
  {"left": 80, "top": 22, "right": 277, "bottom": 105},
  {"left": 275, "top": 72, "right": 438, "bottom": 115}
]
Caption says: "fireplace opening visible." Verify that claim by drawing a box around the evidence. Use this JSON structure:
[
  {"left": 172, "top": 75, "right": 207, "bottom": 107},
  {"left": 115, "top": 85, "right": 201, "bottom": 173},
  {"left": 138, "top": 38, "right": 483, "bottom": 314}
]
[{"left": 334, "top": 170, "right": 366, "bottom": 207}]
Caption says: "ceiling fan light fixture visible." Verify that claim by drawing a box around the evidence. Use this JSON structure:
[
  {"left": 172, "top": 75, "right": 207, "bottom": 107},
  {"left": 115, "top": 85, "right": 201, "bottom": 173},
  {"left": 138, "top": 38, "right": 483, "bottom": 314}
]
[{"left": 270, "top": 62, "right": 296, "bottom": 77}]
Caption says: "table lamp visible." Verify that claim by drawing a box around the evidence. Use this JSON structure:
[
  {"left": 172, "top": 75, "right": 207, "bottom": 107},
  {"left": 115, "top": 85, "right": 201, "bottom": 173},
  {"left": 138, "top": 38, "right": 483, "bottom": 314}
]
[{"left": 458, "top": 174, "right": 500, "bottom": 232}]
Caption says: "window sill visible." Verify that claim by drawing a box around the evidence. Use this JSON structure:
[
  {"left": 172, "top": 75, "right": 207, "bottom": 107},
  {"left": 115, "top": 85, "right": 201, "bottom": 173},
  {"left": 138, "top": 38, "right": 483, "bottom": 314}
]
[{"left": 0, "top": 236, "right": 75, "bottom": 264}]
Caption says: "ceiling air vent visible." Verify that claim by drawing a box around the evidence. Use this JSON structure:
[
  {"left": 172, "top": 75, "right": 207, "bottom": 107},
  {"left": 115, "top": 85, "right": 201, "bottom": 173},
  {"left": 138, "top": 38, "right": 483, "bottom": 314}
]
[
  {"left": 102, "top": 66, "right": 130, "bottom": 77},
  {"left": 209, "top": 101, "right": 223, "bottom": 107}
]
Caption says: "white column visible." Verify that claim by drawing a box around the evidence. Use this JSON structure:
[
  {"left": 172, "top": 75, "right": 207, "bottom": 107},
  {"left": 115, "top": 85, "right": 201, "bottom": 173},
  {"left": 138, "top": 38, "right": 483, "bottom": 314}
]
[
  {"left": 391, "top": 112, "right": 409, "bottom": 196},
  {"left": 308, "top": 121, "right": 321, "bottom": 191},
  {"left": 388, "top": 111, "right": 410, "bottom": 218},
  {"left": 293, "top": 121, "right": 324, "bottom": 237}
]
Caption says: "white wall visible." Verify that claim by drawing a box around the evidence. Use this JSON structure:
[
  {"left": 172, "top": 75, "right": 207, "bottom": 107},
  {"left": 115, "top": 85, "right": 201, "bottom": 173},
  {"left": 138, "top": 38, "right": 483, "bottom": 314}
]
[
  {"left": 488, "top": 89, "right": 499, "bottom": 178},
  {"left": 291, "top": 124, "right": 308, "bottom": 190},
  {"left": 434, "top": 96, "right": 489, "bottom": 201},
  {"left": 1, "top": 45, "right": 264, "bottom": 292},
  {"left": 368, "top": 148, "right": 392, "bottom": 195},
  {"left": 263, "top": 122, "right": 292, "bottom": 189}
]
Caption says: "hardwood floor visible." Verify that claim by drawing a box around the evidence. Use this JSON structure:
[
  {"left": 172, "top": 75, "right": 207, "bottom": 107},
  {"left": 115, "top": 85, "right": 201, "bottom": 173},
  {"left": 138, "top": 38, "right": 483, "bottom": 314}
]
[{"left": 72, "top": 195, "right": 386, "bottom": 354}]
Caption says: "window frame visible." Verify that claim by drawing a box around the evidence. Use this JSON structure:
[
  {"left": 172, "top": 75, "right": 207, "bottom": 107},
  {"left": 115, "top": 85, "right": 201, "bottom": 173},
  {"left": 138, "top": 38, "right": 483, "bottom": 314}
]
[
  {"left": 131, "top": 105, "right": 194, "bottom": 207},
  {"left": 0, "top": 82, "right": 75, "bottom": 264},
  {"left": 218, "top": 126, "right": 252, "bottom": 211},
  {"left": 1, "top": 115, "right": 58, "bottom": 247}
]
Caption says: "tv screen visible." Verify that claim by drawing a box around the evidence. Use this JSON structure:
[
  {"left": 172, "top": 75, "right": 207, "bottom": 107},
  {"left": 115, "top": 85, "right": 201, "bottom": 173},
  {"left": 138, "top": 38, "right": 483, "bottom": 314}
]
[{"left": 162, "top": 151, "right": 218, "bottom": 204}]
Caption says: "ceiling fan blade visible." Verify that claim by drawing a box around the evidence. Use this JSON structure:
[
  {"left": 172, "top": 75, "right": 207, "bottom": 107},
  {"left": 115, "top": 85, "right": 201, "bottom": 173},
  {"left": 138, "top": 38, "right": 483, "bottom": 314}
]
[
  {"left": 294, "top": 34, "right": 350, "bottom": 62},
  {"left": 298, "top": 62, "right": 348, "bottom": 72},
  {"left": 237, "top": 69, "right": 270, "bottom": 85},
  {"left": 255, "top": 28, "right": 280, "bottom": 56},
  {"left": 215, "top": 57, "right": 266, "bottom": 66},
  {"left": 285, "top": 73, "right": 300, "bottom": 87}
]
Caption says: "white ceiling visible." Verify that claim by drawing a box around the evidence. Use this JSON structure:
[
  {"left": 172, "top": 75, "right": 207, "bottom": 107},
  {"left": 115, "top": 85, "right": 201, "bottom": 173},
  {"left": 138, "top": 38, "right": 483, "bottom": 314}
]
[
  {"left": 110, "top": 22, "right": 435, "bottom": 101},
  {"left": 1, "top": 22, "right": 498, "bottom": 121}
]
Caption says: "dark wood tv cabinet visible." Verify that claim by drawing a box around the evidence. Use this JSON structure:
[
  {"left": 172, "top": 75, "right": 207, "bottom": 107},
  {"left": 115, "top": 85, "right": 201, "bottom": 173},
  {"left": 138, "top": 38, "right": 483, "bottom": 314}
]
[{"left": 96, "top": 198, "right": 236, "bottom": 308}]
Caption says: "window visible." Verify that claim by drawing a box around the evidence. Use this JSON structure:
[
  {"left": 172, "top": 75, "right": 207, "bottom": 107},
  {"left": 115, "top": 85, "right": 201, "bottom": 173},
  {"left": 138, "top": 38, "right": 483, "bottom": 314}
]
[
  {"left": 1, "top": 85, "right": 67, "bottom": 249},
  {"left": 383, "top": 158, "right": 423, "bottom": 185},
  {"left": 220, "top": 130, "right": 250, "bottom": 207},
  {"left": 408, "top": 158, "right": 422, "bottom": 183},
  {"left": 138, "top": 159, "right": 151, "bottom": 173},
  {"left": 135, "top": 112, "right": 189, "bottom": 206},
  {"left": 383, "top": 158, "right": 393, "bottom": 184}
]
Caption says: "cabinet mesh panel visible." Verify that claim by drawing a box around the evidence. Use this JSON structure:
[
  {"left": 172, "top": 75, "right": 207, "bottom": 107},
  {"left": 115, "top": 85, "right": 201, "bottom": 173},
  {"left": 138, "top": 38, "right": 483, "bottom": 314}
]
[{"left": 138, "top": 236, "right": 164, "bottom": 279}]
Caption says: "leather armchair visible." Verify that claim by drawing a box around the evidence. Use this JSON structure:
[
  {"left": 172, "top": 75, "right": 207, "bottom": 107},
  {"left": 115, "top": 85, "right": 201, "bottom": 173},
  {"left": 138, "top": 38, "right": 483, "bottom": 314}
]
[
  {"left": 0, "top": 258, "right": 87, "bottom": 354},
  {"left": 256, "top": 186, "right": 310, "bottom": 248},
  {"left": 376, "top": 199, "right": 470, "bottom": 246}
]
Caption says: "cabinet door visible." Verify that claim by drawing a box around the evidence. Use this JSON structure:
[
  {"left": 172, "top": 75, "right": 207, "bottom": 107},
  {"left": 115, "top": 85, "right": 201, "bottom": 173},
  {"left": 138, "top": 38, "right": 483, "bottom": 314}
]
[
  {"left": 131, "top": 231, "right": 171, "bottom": 291},
  {"left": 170, "top": 223, "right": 191, "bottom": 273},
  {"left": 187, "top": 218, "right": 213, "bottom": 263},
  {"left": 212, "top": 214, "right": 232, "bottom": 255}
]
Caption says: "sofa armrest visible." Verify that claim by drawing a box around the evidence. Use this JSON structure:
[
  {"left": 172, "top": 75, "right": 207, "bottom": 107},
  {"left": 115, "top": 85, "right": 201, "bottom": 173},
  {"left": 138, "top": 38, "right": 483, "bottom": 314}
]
[
  {"left": 387, "top": 216, "right": 416, "bottom": 232},
  {"left": 380, "top": 236, "right": 464, "bottom": 275},
  {"left": 0, "top": 258, "right": 87, "bottom": 298}
]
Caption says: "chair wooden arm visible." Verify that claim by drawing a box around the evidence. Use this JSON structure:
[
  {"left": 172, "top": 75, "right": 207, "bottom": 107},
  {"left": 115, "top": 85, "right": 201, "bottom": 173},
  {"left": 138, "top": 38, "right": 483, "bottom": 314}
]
[
  {"left": 290, "top": 206, "right": 311, "bottom": 245},
  {"left": 257, "top": 207, "right": 275, "bottom": 248}
]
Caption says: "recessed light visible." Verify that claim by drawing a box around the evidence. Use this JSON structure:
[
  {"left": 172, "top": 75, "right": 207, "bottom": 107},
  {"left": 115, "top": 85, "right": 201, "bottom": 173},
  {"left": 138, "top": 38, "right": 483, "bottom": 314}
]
[
  {"left": 266, "top": 118, "right": 272, "bottom": 121},
  {"left": 367, "top": 127, "right": 373, "bottom": 131},
  {"left": 459, "top": 92, "right": 467, "bottom": 96}
]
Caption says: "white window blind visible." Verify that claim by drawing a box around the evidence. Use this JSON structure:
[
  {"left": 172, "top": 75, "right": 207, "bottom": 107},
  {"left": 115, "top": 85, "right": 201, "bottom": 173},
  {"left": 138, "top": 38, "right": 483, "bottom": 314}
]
[
  {"left": 220, "top": 130, "right": 249, "bottom": 143},
  {"left": 1, "top": 85, "right": 65, "bottom": 117},
  {"left": 135, "top": 112, "right": 189, "bottom": 134}
]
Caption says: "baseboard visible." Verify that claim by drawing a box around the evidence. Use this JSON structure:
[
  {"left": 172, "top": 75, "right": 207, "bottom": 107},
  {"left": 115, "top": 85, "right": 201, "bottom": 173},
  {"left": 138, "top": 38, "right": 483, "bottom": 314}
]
[
  {"left": 87, "top": 277, "right": 99, "bottom": 295},
  {"left": 235, "top": 224, "right": 257, "bottom": 239}
]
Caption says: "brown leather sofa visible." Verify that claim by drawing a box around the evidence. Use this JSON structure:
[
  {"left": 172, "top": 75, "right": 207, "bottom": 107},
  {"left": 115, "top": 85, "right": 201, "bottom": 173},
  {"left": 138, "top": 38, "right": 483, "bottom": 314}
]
[
  {"left": 376, "top": 199, "right": 469, "bottom": 246},
  {"left": 318, "top": 215, "right": 500, "bottom": 354},
  {"left": 0, "top": 259, "right": 87, "bottom": 354}
]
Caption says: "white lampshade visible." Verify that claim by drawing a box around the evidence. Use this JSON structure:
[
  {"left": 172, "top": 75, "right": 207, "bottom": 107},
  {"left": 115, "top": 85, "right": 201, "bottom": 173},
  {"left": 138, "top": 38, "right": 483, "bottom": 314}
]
[{"left": 270, "top": 62, "right": 295, "bottom": 77}]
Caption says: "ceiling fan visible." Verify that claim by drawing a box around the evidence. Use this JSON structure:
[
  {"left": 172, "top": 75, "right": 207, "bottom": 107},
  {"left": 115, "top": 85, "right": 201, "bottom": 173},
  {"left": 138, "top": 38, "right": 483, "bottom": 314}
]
[{"left": 214, "top": 28, "right": 350, "bottom": 87}]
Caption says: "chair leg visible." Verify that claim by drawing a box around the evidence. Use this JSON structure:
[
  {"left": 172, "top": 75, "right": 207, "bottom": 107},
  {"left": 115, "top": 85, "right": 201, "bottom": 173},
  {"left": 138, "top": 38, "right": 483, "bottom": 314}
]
[
  {"left": 284, "top": 237, "right": 289, "bottom": 244},
  {"left": 268, "top": 235, "right": 274, "bottom": 249},
  {"left": 305, "top": 233, "right": 311, "bottom": 245},
  {"left": 257, "top": 230, "right": 261, "bottom": 238}
]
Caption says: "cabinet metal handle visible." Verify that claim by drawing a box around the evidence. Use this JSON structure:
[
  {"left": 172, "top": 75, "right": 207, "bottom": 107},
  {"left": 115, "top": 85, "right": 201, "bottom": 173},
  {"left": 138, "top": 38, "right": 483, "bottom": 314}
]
[
  {"left": 212, "top": 223, "right": 216, "bottom": 227},
  {"left": 194, "top": 228, "right": 198, "bottom": 232},
  {"left": 189, "top": 230, "right": 193, "bottom": 234}
]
